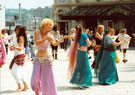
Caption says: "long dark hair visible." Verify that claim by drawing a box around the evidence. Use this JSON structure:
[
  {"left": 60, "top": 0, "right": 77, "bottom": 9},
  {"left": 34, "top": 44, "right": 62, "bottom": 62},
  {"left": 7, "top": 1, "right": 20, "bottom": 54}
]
[
  {"left": 17, "top": 25, "right": 27, "bottom": 48},
  {"left": 15, "top": 25, "right": 20, "bottom": 31},
  {"left": 75, "top": 25, "right": 82, "bottom": 43},
  {"left": 53, "top": 24, "right": 57, "bottom": 32}
]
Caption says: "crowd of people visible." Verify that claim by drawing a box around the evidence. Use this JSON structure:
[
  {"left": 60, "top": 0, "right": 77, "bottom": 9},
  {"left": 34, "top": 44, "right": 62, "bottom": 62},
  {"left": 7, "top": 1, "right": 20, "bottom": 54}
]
[{"left": 0, "top": 18, "right": 132, "bottom": 95}]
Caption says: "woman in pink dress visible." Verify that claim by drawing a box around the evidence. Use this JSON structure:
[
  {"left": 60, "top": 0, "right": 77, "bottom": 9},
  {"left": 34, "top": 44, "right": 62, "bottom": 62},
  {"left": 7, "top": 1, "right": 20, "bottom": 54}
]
[
  {"left": 31, "top": 18, "right": 70, "bottom": 95},
  {"left": 0, "top": 32, "right": 6, "bottom": 67}
]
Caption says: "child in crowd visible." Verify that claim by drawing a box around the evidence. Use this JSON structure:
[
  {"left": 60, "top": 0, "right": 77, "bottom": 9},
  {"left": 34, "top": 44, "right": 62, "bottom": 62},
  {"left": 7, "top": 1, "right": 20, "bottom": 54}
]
[
  {"left": 30, "top": 41, "right": 36, "bottom": 61},
  {"left": 25, "top": 42, "right": 30, "bottom": 59}
]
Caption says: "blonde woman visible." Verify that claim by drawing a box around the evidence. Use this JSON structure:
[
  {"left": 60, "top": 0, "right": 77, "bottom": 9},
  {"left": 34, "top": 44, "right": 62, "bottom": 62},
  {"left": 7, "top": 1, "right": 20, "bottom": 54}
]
[
  {"left": 91, "top": 25, "right": 104, "bottom": 70},
  {"left": 31, "top": 18, "right": 69, "bottom": 95},
  {"left": 70, "top": 28, "right": 76, "bottom": 43}
]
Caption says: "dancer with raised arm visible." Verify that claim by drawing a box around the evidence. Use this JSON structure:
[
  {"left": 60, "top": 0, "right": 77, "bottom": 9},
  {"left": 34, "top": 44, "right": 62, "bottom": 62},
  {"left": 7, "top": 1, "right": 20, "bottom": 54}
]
[
  {"left": 68, "top": 25, "right": 92, "bottom": 89},
  {"left": 95, "top": 28, "right": 127, "bottom": 85},
  {"left": 9, "top": 25, "right": 29, "bottom": 91},
  {"left": 30, "top": 18, "right": 70, "bottom": 95}
]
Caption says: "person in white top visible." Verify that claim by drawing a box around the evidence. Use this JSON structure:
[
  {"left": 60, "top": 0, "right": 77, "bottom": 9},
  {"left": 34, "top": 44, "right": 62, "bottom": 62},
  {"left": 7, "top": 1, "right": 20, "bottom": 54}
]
[
  {"left": 9, "top": 25, "right": 29, "bottom": 92},
  {"left": 118, "top": 29, "right": 131, "bottom": 63},
  {"left": 26, "top": 31, "right": 31, "bottom": 44},
  {"left": 50, "top": 24, "right": 60, "bottom": 59},
  {"left": 1, "top": 29, "right": 9, "bottom": 54}
]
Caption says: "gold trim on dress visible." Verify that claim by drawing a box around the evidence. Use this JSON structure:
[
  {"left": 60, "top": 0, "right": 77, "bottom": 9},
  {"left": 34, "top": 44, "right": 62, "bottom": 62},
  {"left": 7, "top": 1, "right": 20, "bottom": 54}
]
[{"left": 34, "top": 56, "right": 53, "bottom": 65}]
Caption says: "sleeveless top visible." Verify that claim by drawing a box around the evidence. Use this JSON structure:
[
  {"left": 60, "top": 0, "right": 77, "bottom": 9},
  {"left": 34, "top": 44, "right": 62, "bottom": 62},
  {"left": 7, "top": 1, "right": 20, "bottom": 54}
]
[
  {"left": 79, "top": 33, "right": 88, "bottom": 46},
  {"left": 14, "top": 38, "right": 24, "bottom": 56},
  {"left": 35, "top": 32, "right": 53, "bottom": 65},
  {"left": 95, "top": 37, "right": 101, "bottom": 45},
  {"left": 36, "top": 32, "right": 50, "bottom": 51}
]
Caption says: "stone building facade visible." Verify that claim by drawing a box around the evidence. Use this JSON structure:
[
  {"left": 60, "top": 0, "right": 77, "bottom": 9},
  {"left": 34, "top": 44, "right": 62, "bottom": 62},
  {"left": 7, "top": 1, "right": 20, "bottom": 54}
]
[{"left": 52, "top": 0, "right": 135, "bottom": 44}]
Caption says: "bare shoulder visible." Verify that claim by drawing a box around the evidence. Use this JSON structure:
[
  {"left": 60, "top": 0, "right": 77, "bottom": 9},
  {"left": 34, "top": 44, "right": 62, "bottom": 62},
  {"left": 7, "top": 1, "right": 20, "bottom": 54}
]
[
  {"left": 19, "top": 36, "right": 24, "bottom": 40},
  {"left": 19, "top": 36, "right": 24, "bottom": 42},
  {"left": 34, "top": 31, "right": 40, "bottom": 35}
]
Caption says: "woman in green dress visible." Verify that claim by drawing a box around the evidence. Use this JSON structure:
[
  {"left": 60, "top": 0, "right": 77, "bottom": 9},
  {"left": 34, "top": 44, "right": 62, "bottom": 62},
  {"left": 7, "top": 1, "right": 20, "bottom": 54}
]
[
  {"left": 68, "top": 25, "right": 92, "bottom": 88},
  {"left": 96, "top": 28, "right": 126, "bottom": 85}
]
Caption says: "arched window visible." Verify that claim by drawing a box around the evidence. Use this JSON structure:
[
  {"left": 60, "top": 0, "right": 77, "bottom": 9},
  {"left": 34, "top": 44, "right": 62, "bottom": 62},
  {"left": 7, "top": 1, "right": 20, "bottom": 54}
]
[{"left": 58, "top": 9, "right": 65, "bottom": 14}]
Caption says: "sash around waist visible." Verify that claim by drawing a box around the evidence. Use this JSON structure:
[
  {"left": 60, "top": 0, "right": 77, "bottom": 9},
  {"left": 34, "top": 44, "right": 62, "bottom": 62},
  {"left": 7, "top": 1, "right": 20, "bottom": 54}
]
[
  {"left": 34, "top": 56, "right": 53, "bottom": 65},
  {"left": 104, "top": 48, "right": 115, "bottom": 51}
]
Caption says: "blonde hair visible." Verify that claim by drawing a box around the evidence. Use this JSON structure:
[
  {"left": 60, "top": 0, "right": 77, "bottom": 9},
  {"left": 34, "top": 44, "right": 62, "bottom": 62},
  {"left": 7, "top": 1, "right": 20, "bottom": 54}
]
[
  {"left": 97, "top": 25, "right": 104, "bottom": 34},
  {"left": 110, "top": 28, "right": 115, "bottom": 35},
  {"left": 40, "top": 18, "right": 54, "bottom": 28},
  {"left": 70, "top": 28, "right": 76, "bottom": 33}
]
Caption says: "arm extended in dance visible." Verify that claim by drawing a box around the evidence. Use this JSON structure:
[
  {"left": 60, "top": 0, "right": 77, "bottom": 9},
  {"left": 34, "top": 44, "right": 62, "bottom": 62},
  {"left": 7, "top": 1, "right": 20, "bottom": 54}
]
[
  {"left": 112, "top": 40, "right": 126, "bottom": 47},
  {"left": 10, "top": 36, "right": 24, "bottom": 51},
  {"left": 49, "top": 35, "right": 71, "bottom": 46}
]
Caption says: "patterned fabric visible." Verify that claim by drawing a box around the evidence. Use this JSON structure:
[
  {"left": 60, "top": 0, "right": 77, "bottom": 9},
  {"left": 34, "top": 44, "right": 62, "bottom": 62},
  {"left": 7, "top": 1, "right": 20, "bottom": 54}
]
[
  {"left": 34, "top": 56, "right": 53, "bottom": 65},
  {"left": 14, "top": 54, "right": 25, "bottom": 65},
  {"left": 9, "top": 54, "right": 25, "bottom": 69}
]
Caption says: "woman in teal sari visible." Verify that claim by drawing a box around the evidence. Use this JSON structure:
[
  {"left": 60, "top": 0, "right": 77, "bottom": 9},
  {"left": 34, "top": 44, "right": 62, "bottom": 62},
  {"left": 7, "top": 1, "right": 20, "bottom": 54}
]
[
  {"left": 95, "top": 28, "right": 126, "bottom": 85},
  {"left": 68, "top": 25, "right": 92, "bottom": 88}
]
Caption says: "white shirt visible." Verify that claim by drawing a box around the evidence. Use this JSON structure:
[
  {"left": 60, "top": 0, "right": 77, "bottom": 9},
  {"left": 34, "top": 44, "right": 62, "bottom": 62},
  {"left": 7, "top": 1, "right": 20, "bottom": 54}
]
[
  {"left": 27, "top": 33, "right": 31, "bottom": 41},
  {"left": 51, "top": 31, "right": 60, "bottom": 41},
  {"left": 2, "top": 33, "right": 9, "bottom": 45},
  {"left": 118, "top": 34, "right": 130, "bottom": 49},
  {"left": 10, "top": 34, "right": 24, "bottom": 56}
]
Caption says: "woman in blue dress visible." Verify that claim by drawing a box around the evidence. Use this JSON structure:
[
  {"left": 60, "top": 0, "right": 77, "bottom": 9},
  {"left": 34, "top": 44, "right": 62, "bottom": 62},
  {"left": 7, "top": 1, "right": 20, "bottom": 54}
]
[
  {"left": 68, "top": 25, "right": 92, "bottom": 88},
  {"left": 95, "top": 28, "right": 126, "bottom": 85}
]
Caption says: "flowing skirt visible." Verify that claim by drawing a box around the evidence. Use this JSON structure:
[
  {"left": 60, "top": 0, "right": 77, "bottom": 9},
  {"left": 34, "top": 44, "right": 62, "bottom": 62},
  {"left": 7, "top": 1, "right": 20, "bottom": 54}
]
[
  {"left": 31, "top": 59, "right": 57, "bottom": 95},
  {"left": 99, "top": 50, "right": 119, "bottom": 85},
  {"left": 11, "top": 64, "right": 25, "bottom": 83},
  {"left": 70, "top": 50, "right": 92, "bottom": 87}
]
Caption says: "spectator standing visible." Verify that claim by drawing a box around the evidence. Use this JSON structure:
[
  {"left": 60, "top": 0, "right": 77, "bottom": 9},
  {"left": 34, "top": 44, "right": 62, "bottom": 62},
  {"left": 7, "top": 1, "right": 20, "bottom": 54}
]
[
  {"left": 1, "top": 29, "right": 9, "bottom": 54},
  {"left": 30, "top": 41, "right": 36, "bottom": 61},
  {"left": 118, "top": 29, "right": 131, "bottom": 63},
  {"left": 50, "top": 24, "right": 60, "bottom": 59}
]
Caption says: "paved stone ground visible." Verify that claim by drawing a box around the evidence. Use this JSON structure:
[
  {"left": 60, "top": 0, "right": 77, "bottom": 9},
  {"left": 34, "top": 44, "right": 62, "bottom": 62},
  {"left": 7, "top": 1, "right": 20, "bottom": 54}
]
[{"left": 0, "top": 48, "right": 135, "bottom": 95}]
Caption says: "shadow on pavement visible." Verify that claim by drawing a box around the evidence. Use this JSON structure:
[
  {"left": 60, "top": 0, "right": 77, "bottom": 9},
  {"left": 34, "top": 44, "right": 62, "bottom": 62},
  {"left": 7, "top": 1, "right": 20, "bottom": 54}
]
[
  {"left": 121, "top": 69, "right": 135, "bottom": 72},
  {"left": 57, "top": 86, "right": 84, "bottom": 91},
  {"left": 0, "top": 90, "right": 15, "bottom": 95},
  {"left": 120, "top": 66, "right": 135, "bottom": 72},
  {"left": 56, "top": 59, "right": 68, "bottom": 61},
  {"left": 92, "top": 82, "right": 100, "bottom": 86},
  {"left": 119, "top": 80, "right": 135, "bottom": 83}
]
